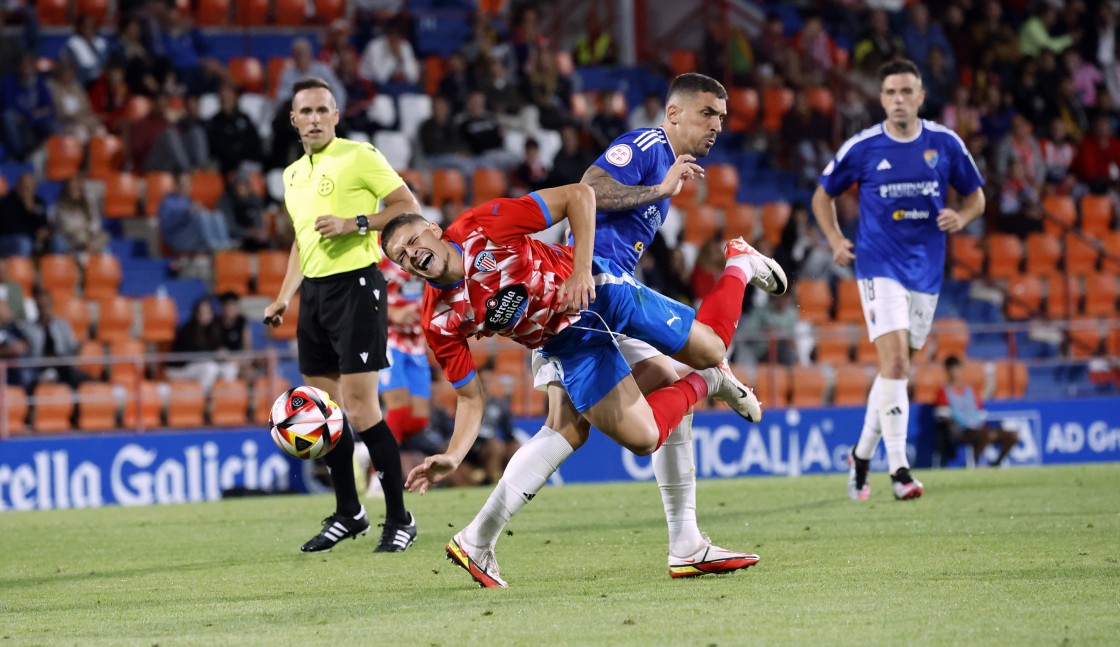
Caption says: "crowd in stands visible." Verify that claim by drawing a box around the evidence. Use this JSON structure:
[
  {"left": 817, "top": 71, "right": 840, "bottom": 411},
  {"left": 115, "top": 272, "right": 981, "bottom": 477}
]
[{"left": 0, "top": 0, "right": 1118, "bottom": 435}]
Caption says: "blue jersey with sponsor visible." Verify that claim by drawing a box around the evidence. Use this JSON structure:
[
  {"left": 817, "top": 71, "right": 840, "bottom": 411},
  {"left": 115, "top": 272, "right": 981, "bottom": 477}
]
[
  {"left": 818, "top": 120, "right": 984, "bottom": 294},
  {"left": 584, "top": 127, "right": 675, "bottom": 271}
]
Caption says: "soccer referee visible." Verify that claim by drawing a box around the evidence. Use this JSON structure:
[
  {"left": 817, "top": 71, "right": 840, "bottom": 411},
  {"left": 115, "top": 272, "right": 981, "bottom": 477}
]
[{"left": 263, "top": 77, "right": 423, "bottom": 553}]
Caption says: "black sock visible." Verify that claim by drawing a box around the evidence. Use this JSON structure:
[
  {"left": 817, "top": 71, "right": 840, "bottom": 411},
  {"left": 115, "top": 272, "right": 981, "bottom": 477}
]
[
  {"left": 324, "top": 417, "right": 361, "bottom": 517},
  {"left": 358, "top": 419, "right": 409, "bottom": 524}
]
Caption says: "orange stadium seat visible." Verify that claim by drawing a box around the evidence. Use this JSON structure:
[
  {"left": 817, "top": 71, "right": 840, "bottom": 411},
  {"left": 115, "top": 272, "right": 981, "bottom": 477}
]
[
  {"left": 790, "top": 366, "right": 827, "bottom": 407},
  {"left": 0, "top": 174, "right": 7, "bottom": 197},
  {"left": 274, "top": 0, "right": 307, "bottom": 25},
  {"left": 39, "top": 254, "right": 80, "bottom": 296},
  {"left": 44, "top": 132, "right": 81, "bottom": 180},
  {"left": 88, "top": 134, "right": 125, "bottom": 181},
  {"left": 316, "top": 0, "right": 345, "bottom": 22},
  {"left": 267, "top": 293, "right": 298, "bottom": 340},
  {"left": 253, "top": 376, "right": 291, "bottom": 424},
  {"left": 855, "top": 334, "right": 880, "bottom": 365},
  {"left": 1079, "top": 194, "right": 1114, "bottom": 236},
  {"left": 950, "top": 234, "right": 984, "bottom": 280},
  {"left": 32, "top": 383, "right": 75, "bottom": 434},
  {"left": 762, "top": 87, "right": 794, "bottom": 133},
  {"left": 723, "top": 203, "right": 756, "bottom": 241},
  {"left": 77, "top": 382, "right": 118, "bottom": 431},
  {"left": 108, "top": 338, "right": 146, "bottom": 386},
  {"left": 144, "top": 171, "right": 175, "bottom": 217},
  {"left": 1045, "top": 275, "right": 1083, "bottom": 320},
  {"left": 266, "top": 57, "right": 291, "bottom": 98},
  {"left": 913, "top": 363, "right": 947, "bottom": 405},
  {"left": 727, "top": 88, "right": 759, "bottom": 132},
  {"left": 96, "top": 295, "right": 135, "bottom": 343},
  {"left": 398, "top": 168, "right": 427, "bottom": 203},
  {"left": 760, "top": 202, "right": 791, "bottom": 247},
  {"left": 754, "top": 364, "right": 790, "bottom": 409},
  {"left": 56, "top": 295, "right": 91, "bottom": 342},
  {"left": 3, "top": 386, "right": 28, "bottom": 435},
  {"left": 228, "top": 56, "right": 263, "bottom": 93},
  {"left": 798, "top": 279, "right": 832, "bottom": 325},
  {"left": 806, "top": 86, "right": 835, "bottom": 116},
  {"left": 932, "top": 317, "right": 970, "bottom": 361},
  {"left": 986, "top": 234, "right": 1023, "bottom": 279},
  {"left": 424, "top": 55, "right": 445, "bottom": 97},
  {"left": 669, "top": 49, "right": 697, "bottom": 78},
  {"left": 1067, "top": 322, "right": 1103, "bottom": 359},
  {"left": 4, "top": 256, "right": 33, "bottom": 294},
  {"left": 166, "top": 380, "right": 206, "bottom": 428},
  {"left": 190, "top": 170, "right": 224, "bottom": 209},
  {"left": 682, "top": 205, "right": 721, "bottom": 245},
  {"left": 430, "top": 168, "right": 466, "bottom": 208},
  {"left": 1005, "top": 275, "right": 1043, "bottom": 320},
  {"left": 121, "top": 380, "right": 161, "bottom": 429},
  {"left": 834, "top": 279, "right": 864, "bottom": 324},
  {"left": 814, "top": 322, "right": 852, "bottom": 364},
  {"left": 704, "top": 164, "right": 739, "bottom": 209},
  {"left": 472, "top": 168, "right": 508, "bottom": 204},
  {"left": 994, "top": 360, "right": 1028, "bottom": 399},
  {"left": 1024, "top": 233, "right": 1061, "bottom": 278},
  {"left": 36, "top": 0, "right": 69, "bottom": 26},
  {"left": 1083, "top": 273, "right": 1119, "bottom": 318},
  {"left": 77, "top": 340, "right": 106, "bottom": 380},
  {"left": 958, "top": 360, "right": 986, "bottom": 395},
  {"left": 210, "top": 378, "right": 250, "bottom": 426},
  {"left": 103, "top": 172, "right": 140, "bottom": 218},
  {"left": 141, "top": 295, "right": 178, "bottom": 344},
  {"left": 83, "top": 253, "right": 122, "bottom": 301},
  {"left": 194, "top": 0, "right": 230, "bottom": 25},
  {"left": 255, "top": 250, "right": 289, "bottom": 296},
  {"left": 1099, "top": 232, "right": 1120, "bottom": 272},
  {"left": 1065, "top": 234, "right": 1098, "bottom": 276},
  {"left": 1042, "top": 194, "right": 1076, "bottom": 235},
  {"left": 237, "top": 0, "right": 269, "bottom": 25},
  {"left": 832, "top": 364, "right": 872, "bottom": 406},
  {"left": 670, "top": 173, "right": 699, "bottom": 210},
  {"left": 215, "top": 250, "right": 251, "bottom": 296}
]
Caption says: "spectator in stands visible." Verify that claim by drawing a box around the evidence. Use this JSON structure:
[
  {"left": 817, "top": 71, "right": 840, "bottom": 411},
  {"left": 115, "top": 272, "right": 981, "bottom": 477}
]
[
  {"left": 790, "top": 12, "right": 842, "bottom": 87},
  {"left": 158, "top": 172, "right": 232, "bottom": 255},
  {"left": 215, "top": 291, "right": 249, "bottom": 379},
  {"left": 970, "top": 1, "right": 1019, "bottom": 75},
  {"left": 88, "top": 63, "right": 131, "bottom": 134},
  {"left": 437, "top": 53, "right": 473, "bottom": 115},
  {"left": 942, "top": 4, "right": 973, "bottom": 75},
  {"left": 837, "top": 87, "right": 875, "bottom": 140},
  {"left": 117, "top": 16, "right": 167, "bottom": 96},
  {"left": 419, "top": 95, "right": 475, "bottom": 179},
  {"left": 511, "top": 5, "right": 547, "bottom": 76},
  {"left": 901, "top": 3, "right": 954, "bottom": 72},
  {"left": 587, "top": 90, "right": 627, "bottom": 151},
  {"left": 0, "top": 298, "right": 32, "bottom": 391},
  {"left": 572, "top": 10, "right": 615, "bottom": 67},
  {"left": 1041, "top": 115, "right": 1077, "bottom": 194},
  {"left": 178, "top": 94, "right": 210, "bottom": 170},
  {"left": 150, "top": 9, "right": 226, "bottom": 95},
  {"left": 0, "top": 259, "right": 32, "bottom": 321},
  {"left": 546, "top": 124, "right": 594, "bottom": 186},
  {"left": 1047, "top": 75, "right": 1089, "bottom": 141},
  {"left": 922, "top": 45, "right": 953, "bottom": 119},
  {"left": 994, "top": 158, "right": 1044, "bottom": 237},
  {"left": 19, "top": 290, "right": 88, "bottom": 389},
  {"left": 996, "top": 115, "right": 1045, "bottom": 195},
  {"left": 336, "top": 49, "right": 380, "bottom": 137},
  {"left": 778, "top": 203, "right": 845, "bottom": 282},
  {"left": 265, "top": 98, "right": 303, "bottom": 171},
  {"left": 778, "top": 90, "right": 833, "bottom": 186},
  {"left": 60, "top": 15, "right": 109, "bottom": 88},
  {"left": 753, "top": 12, "right": 789, "bottom": 74},
  {"left": 0, "top": 173, "right": 49, "bottom": 257},
  {"left": 129, "top": 92, "right": 193, "bottom": 172},
  {"left": 317, "top": 19, "right": 358, "bottom": 70},
  {"left": 54, "top": 176, "right": 109, "bottom": 259},
  {"left": 0, "top": 10, "right": 31, "bottom": 79},
  {"left": 458, "top": 90, "right": 518, "bottom": 170},
  {"left": 941, "top": 85, "right": 981, "bottom": 142},
  {"left": 979, "top": 85, "right": 1016, "bottom": 146},
  {"left": 216, "top": 169, "right": 269, "bottom": 252},
  {"left": 740, "top": 291, "right": 798, "bottom": 366},
  {"left": 510, "top": 137, "right": 549, "bottom": 197},
  {"left": 0, "top": 52, "right": 56, "bottom": 161},
  {"left": 475, "top": 362, "right": 521, "bottom": 485},
  {"left": 1012, "top": 57, "right": 1049, "bottom": 131},
  {"left": 1092, "top": 3, "right": 1120, "bottom": 108},
  {"left": 1073, "top": 112, "right": 1120, "bottom": 193},
  {"left": 1019, "top": 5, "right": 1075, "bottom": 59},
  {"left": 935, "top": 356, "right": 1019, "bottom": 468},
  {"left": 853, "top": 9, "right": 904, "bottom": 80},
  {"left": 462, "top": 11, "right": 515, "bottom": 80},
  {"left": 276, "top": 39, "right": 347, "bottom": 111},
  {"left": 207, "top": 83, "right": 264, "bottom": 175},
  {"left": 700, "top": 17, "right": 751, "bottom": 87},
  {"left": 627, "top": 92, "right": 664, "bottom": 131},
  {"left": 165, "top": 297, "right": 236, "bottom": 393},
  {"left": 48, "top": 58, "right": 104, "bottom": 144},
  {"left": 521, "top": 46, "right": 572, "bottom": 131},
  {"left": 482, "top": 58, "right": 524, "bottom": 129},
  {"left": 1065, "top": 49, "right": 1102, "bottom": 109},
  {"left": 689, "top": 237, "right": 725, "bottom": 303},
  {"left": 359, "top": 18, "right": 420, "bottom": 91}
]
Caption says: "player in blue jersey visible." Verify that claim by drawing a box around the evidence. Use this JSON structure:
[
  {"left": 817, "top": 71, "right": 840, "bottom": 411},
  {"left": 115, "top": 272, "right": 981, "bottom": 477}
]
[
  {"left": 444, "top": 73, "right": 787, "bottom": 585},
  {"left": 811, "top": 59, "right": 985, "bottom": 502}
]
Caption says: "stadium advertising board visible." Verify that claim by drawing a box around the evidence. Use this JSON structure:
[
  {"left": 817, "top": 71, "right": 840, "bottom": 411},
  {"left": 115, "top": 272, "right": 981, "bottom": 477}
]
[{"left": 2, "top": 398, "right": 1118, "bottom": 510}]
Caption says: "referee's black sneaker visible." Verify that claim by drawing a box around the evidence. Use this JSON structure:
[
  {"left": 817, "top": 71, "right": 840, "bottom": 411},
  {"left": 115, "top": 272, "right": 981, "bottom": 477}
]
[
  {"left": 300, "top": 506, "right": 370, "bottom": 552},
  {"left": 374, "top": 512, "right": 418, "bottom": 553}
]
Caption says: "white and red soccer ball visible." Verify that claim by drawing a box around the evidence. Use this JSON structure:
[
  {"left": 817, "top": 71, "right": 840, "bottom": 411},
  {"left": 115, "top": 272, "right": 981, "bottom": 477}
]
[{"left": 268, "top": 386, "right": 345, "bottom": 460}]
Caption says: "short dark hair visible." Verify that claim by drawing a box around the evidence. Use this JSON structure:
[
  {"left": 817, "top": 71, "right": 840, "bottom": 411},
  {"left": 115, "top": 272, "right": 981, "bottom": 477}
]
[
  {"left": 944, "top": 355, "right": 961, "bottom": 371},
  {"left": 292, "top": 77, "right": 335, "bottom": 99},
  {"left": 218, "top": 291, "right": 240, "bottom": 304},
  {"left": 879, "top": 59, "right": 922, "bottom": 84},
  {"left": 667, "top": 72, "right": 727, "bottom": 102},
  {"left": 380, "top": 213, "right": 429, "bottom": 258}
]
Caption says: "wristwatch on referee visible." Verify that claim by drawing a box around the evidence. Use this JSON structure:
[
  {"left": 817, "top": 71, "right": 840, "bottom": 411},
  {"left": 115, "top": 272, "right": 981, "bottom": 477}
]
[{"left": 355, "top": 215, "right": 369, "bottom": 235}]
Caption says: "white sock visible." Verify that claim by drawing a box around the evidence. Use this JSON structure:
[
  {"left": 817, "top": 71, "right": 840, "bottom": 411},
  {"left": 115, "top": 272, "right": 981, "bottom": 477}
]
[
  {"left": 854, "top": 375, "right": 883, "bottom": 460},
  {"left": 877, "top": 376, "right": 910, "bottom": 474},
  {"left": 462, "top": 426, "right": 574, "bottom": 549},
  {"left": 652, "top": 413, "right": 705, "bottom": 557},
  {"left": 723, "top": 254, "right": 757, "bottom": 283}
]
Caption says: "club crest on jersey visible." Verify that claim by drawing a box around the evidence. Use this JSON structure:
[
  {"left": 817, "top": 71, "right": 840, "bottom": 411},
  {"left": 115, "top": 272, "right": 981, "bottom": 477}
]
[
  {"left": 606, "top": 144, "right": 632, "bottom": 167},
  {"left": 318, "top": 177, "right": 335, "bottom": 196},
  {"left": 474, "top": 251, "right": 498, "bottom": 272},
  {"left": 923, "top": 149, "right": 939, "bottom": 168},
  {"left": 484, "top": 285, "right": 529, "bottom": 331}
]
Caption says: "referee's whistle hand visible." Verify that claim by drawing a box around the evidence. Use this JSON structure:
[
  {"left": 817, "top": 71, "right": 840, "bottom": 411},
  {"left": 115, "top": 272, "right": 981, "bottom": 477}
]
[
  {"left": 262, "top": 301, "right": 287, "bottom": 327},
  {"left": 314, "top": 215, "right": 353, "bottom": 238}
]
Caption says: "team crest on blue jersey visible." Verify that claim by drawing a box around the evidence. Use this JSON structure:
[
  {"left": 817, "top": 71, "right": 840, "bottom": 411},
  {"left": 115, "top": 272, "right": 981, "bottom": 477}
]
[
  {"left": 923, "top": 150, "right": 939, "bottom": 168},
  {"left": 474, "top": 252, "right": 498, "bottom": 272}
]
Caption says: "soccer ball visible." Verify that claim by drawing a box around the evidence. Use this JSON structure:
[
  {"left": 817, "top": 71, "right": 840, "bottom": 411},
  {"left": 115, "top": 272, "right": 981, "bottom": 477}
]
[{"left": 268, "top": 386, "right": 345, "bottom": 460}]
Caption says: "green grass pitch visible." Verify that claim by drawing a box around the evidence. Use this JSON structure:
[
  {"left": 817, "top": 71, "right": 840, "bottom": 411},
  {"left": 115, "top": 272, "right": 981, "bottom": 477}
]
[{"left": 2, "top": 464, "right": 1118, "bottom": 646}]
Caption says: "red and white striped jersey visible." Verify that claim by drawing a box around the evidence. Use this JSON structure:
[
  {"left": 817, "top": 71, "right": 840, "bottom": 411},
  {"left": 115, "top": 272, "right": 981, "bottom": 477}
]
[
  {"left": 422, "top": 194, "right": 579, "bottom": 387},
  {"left": 378, "top": 258, "right": 426, "bottom": 355}
]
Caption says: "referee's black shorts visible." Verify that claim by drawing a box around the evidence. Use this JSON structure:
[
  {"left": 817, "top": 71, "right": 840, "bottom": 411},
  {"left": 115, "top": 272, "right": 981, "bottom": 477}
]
[{"left": 297, "top": 262, "right": 389, "bottom": 376}]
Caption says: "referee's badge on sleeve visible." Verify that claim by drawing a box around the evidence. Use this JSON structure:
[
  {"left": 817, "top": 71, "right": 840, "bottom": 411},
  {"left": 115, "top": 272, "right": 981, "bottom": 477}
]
[{"left": 606, "top": 144, "right": 632, "bottom": 166}]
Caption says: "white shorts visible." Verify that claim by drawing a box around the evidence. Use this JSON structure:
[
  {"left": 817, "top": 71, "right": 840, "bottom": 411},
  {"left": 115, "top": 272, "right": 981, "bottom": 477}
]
[
  {"left": 857, "top": 277, "right": 938, "bottom": 349},
  {"left": 532, "top": 335, "right": 666, "bottom": 391}
]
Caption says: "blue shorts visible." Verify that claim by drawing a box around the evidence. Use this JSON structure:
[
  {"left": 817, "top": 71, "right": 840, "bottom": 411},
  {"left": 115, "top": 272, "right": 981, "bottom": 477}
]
[
  {"left": 379, "top": 348, "right": 432, "bottom": 398},
  {"left": 540, "top": 257, "right": 695, "bottom": 412}
]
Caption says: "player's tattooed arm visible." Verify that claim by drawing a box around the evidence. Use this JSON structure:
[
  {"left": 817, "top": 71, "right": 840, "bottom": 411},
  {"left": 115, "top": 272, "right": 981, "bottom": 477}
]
[{"left": 581, "top": 165, "right": 666, "bottom": 211}]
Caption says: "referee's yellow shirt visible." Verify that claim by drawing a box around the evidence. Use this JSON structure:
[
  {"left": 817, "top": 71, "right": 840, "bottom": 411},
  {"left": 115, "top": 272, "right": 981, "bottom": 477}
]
[{"left": 283, "top": 137, "right": 405, "bottom": 278}]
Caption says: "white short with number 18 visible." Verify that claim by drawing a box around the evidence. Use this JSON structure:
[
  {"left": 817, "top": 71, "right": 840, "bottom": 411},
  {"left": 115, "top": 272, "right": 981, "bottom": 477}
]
[{"left": 857, "top": 276, "right": 939, "bottom": 349}]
